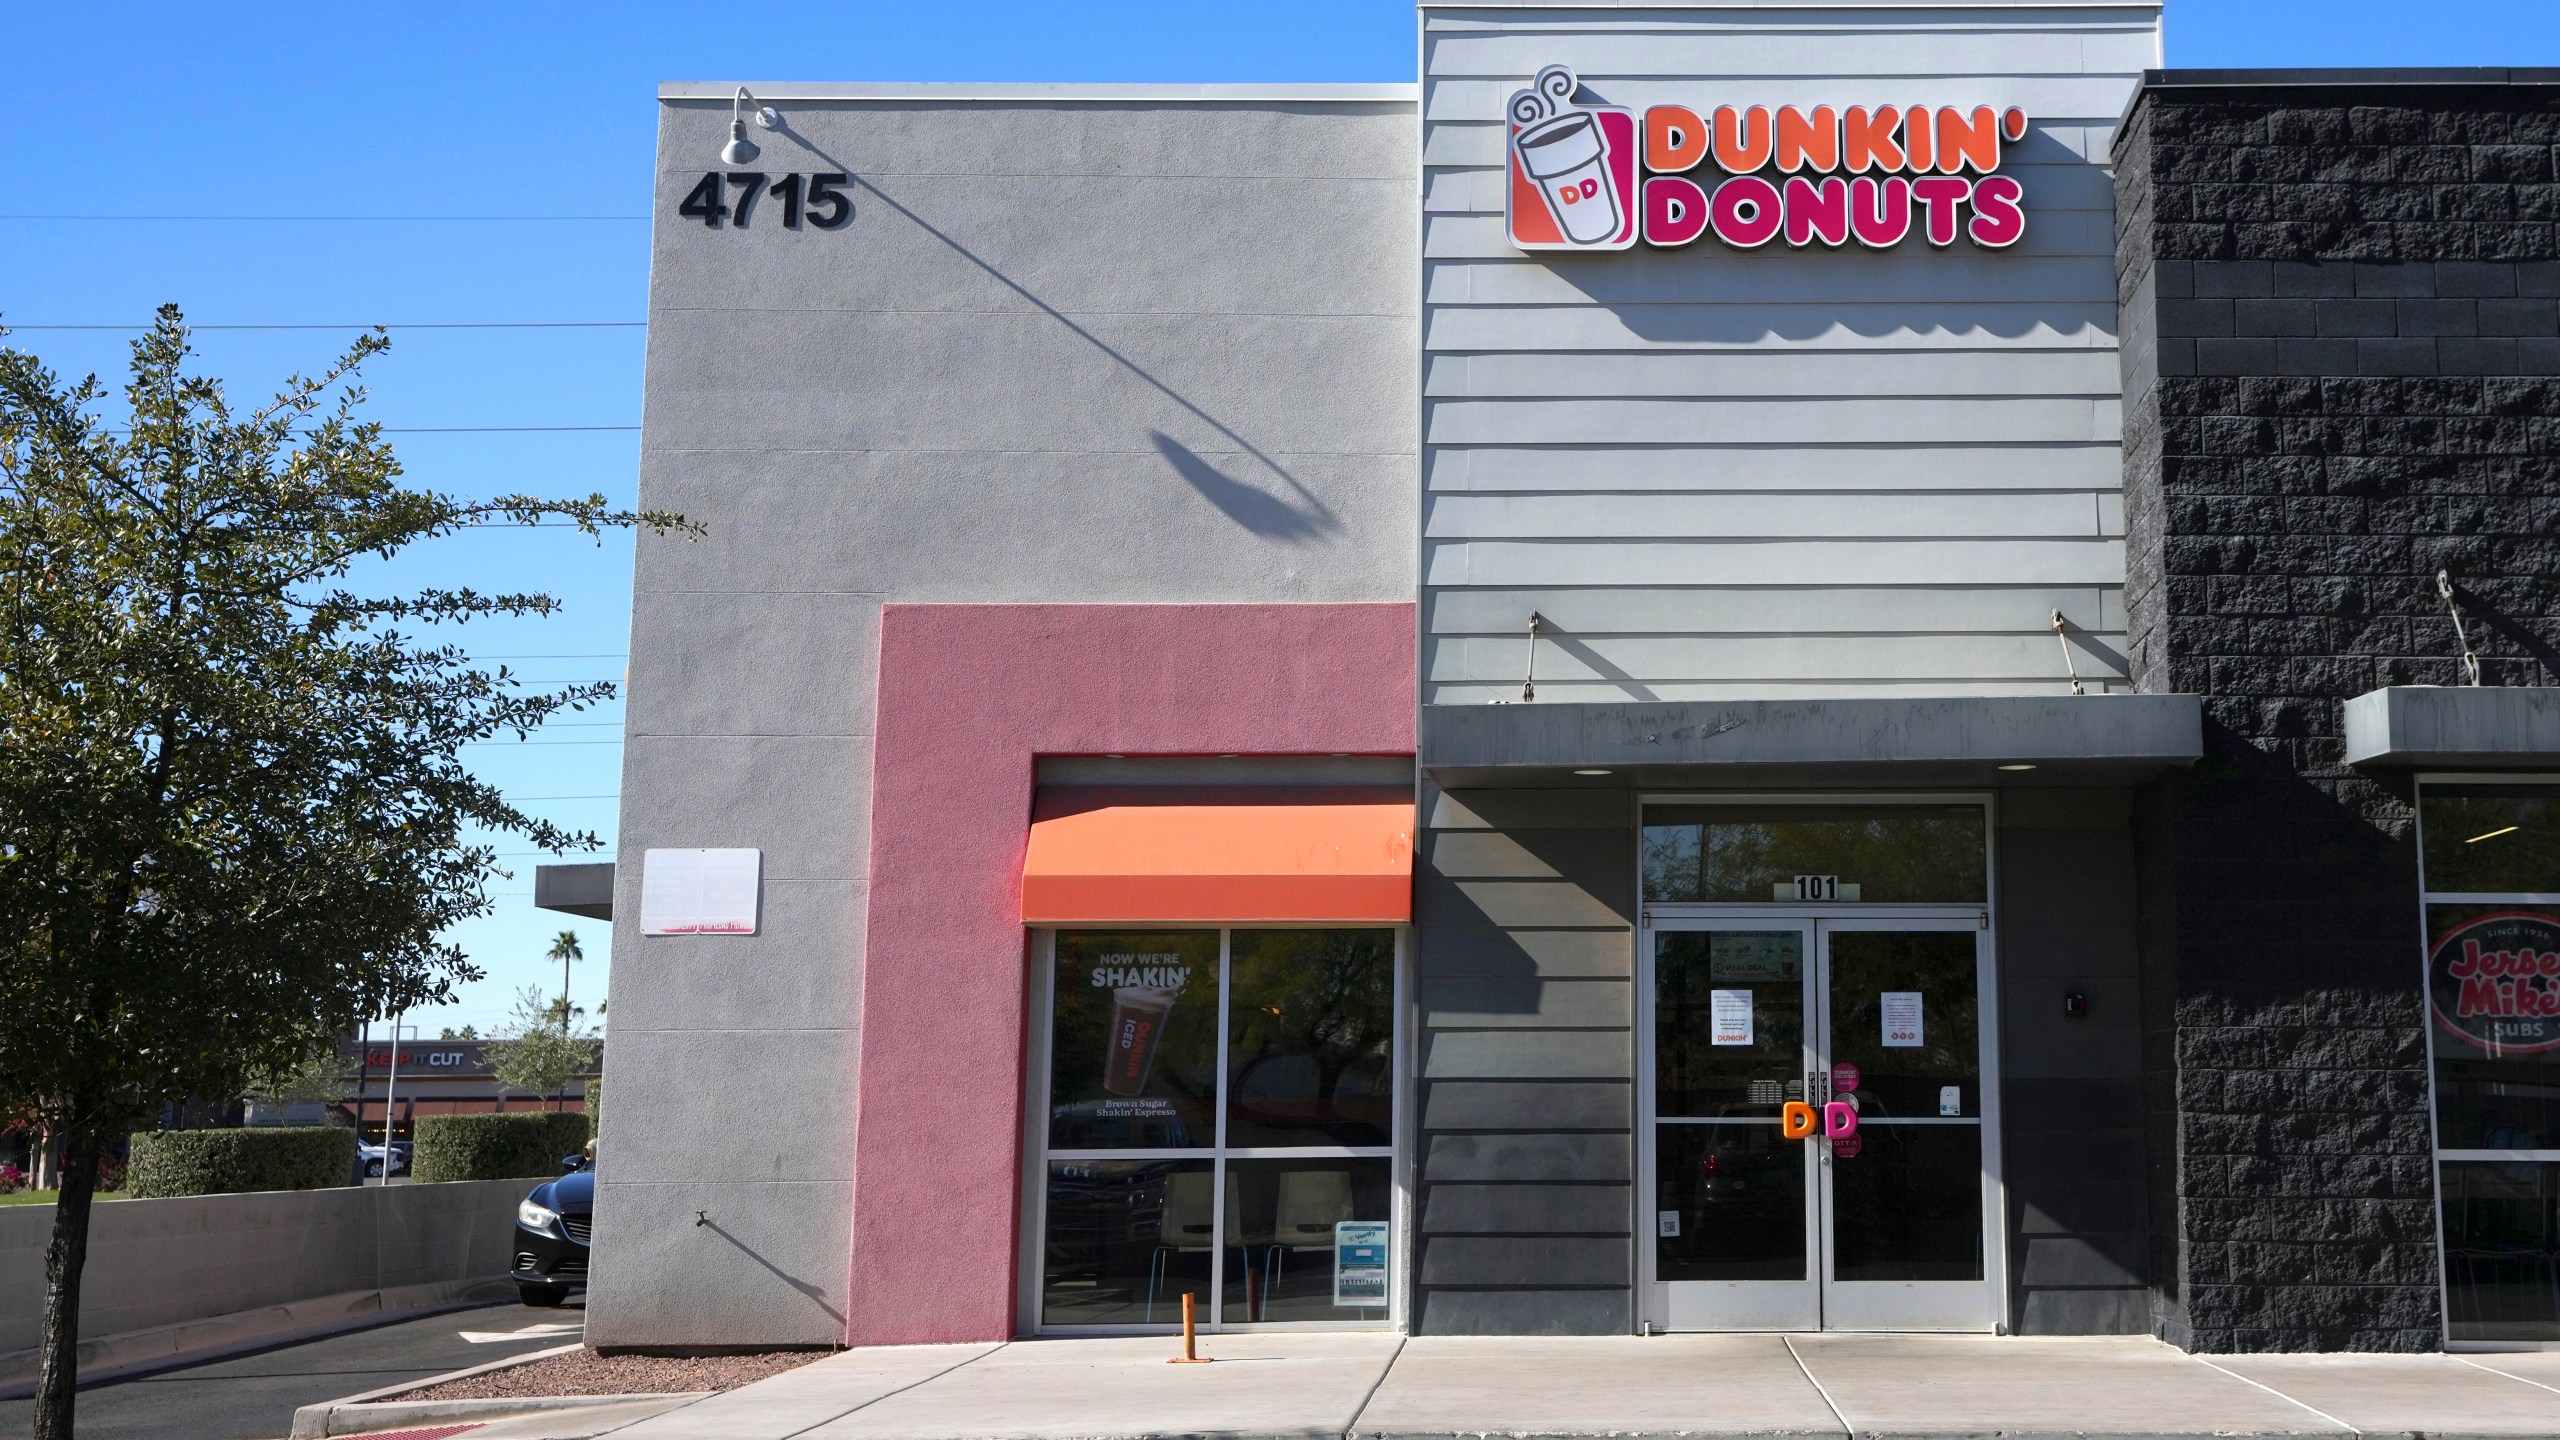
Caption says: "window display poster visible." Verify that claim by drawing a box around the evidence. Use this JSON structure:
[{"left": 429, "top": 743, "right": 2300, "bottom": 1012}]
[
  {"left": 1710, "top": 988, "right": 1754, "bottom": 1046},
  {"left": 1881, "top": 991, "right": 1924, "bottom": 1048},
  {"left": 1334, "top": 1221, "right": 1390, "bottom": 1306}
]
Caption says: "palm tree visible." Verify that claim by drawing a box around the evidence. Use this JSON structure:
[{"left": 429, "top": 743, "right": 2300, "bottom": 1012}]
[
  {"left": 546, "top": 931, "right": 583, "bottom": 1112},
  {"left": 547, "top": 931, "right": 584, "bottom": 1031}
]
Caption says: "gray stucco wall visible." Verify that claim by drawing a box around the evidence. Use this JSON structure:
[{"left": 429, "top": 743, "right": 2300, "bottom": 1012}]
[
  {"left": 1420, "top": 3, "right": 2156, "bottom": 702},
  {"left": 597, "top": 92, "right": 1419, "bottom": 1345},
  {"left": 0, "top": 1180, "right": 525, "bottom": 1356}
]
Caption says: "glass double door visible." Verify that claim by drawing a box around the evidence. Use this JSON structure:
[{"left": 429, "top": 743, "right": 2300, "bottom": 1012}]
[{"left": 1644, "top": 916, "right": 1995, "bottom": 1331}]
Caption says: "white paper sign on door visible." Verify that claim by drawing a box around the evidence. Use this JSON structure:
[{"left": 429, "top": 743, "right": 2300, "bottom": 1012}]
[
  {"left": 1881, "top": 990, "right": 1924, "bottom": 1048},
  {"left": 640, "top": 848, "right": 762, "bottom": 935},
  {"left": 1710, "top": 989, "right": 1753, "bottom": 1047}
]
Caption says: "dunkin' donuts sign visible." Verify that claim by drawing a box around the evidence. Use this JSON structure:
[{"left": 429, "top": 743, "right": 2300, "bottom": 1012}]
[
  {"left": 1507, "top": 64, "right": 2028, "bottom": 254},
  {"left": 2430, "top": 911, "right": 2560, "bottom": 1054}
]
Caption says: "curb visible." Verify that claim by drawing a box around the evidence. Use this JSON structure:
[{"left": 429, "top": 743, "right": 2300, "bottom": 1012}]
[
  {"left": 0, "top": 1276, "right": 518, "bottom": 1399},
  {"left": 287, "top": 1340, "right": 603, "bottom": 1438},
  {"left": 291, "top": 1389, "right": 708, "bottom": 1439}
]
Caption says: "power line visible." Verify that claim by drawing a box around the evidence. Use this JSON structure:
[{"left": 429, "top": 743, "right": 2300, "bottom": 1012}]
[
  {"left": 472, "top": 654, "right": 629, "bottom": 661},
  {"left": 98, "top": 424, "right": 636, "bottom": 435},
  {"left": 510, "top": 794, "right": 620, "bottom": 801},
  {"left": 466, "top": 738, "right": 624, "bottom": 746},
  {"left": 8, "top": 322, "right": 645, "bottom": 331}
]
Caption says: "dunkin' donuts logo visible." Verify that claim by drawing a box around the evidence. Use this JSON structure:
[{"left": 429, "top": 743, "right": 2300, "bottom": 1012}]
[
  {"left": 2430, "top": 911, "right": 2560, "bottom": 1054},
  {"left": 1505, "top": 64, "right": 2028, "bottom": 254},
  {"left": 1507, "top": 66, "right": 1640, "bottom": 251}
]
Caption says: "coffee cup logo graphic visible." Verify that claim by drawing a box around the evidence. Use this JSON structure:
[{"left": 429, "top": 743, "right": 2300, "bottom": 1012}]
[{"left": 1507, "top": 65, "right": 1638, "bottom": 252}]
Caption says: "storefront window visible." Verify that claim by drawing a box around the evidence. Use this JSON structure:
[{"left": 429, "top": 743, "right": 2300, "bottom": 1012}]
[
  {"left": 1641, "top": 804, "right": 1987, "bottom": 904},
  {"left": 1039, "top": 928, "right": 1398, "bottom": 1330},
  {"left": 2419, "top": 783, "right": 2560, "bottom": 1342},
  {"left": 1226, "top": 929, "right": 1394, "bottom": 1148}
]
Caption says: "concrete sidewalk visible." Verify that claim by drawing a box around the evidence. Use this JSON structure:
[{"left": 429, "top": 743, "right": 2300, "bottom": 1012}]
[{"left": 580, "top": 1331, "right": 2560, "bottom": 1440}]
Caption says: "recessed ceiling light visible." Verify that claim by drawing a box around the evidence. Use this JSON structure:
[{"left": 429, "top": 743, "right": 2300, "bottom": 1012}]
[
  {"left": 1575, "top": 768, "right": 1613, "bottom": 776},
  {"left": 1998, "top": 763, "right": 2038, "bottom": 772}
]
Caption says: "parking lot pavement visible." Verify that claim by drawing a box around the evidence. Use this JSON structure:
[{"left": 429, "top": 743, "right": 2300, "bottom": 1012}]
[{"left": 0, "top": 1299, "right": 572, "bottom": 1440}]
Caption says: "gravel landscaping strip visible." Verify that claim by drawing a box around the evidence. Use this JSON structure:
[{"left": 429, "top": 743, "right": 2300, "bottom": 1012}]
[{"left": 395, "top": 1347, "right": 829, "bottom": 1400}]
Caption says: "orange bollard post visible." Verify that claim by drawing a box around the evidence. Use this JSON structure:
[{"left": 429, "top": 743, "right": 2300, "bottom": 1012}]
[{"left": 1169, "top": 1291, "right": 1212, "bottom": 1363}]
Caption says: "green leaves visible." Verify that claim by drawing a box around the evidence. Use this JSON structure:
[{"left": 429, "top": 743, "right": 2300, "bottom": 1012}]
[{"left": 0, "top": 307, "right": 685, "bottom": 1139}]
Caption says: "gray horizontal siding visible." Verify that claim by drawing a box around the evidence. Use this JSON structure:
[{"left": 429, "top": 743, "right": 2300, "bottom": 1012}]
[
  {"left": 1426, "top": 446, "right": 2122, "bottom": 493},
  {"left": 1415, "top": 783, "right": 1637, "bottom": 1334},
  {"left": 1424, "top": 27, "right": 2156, "bottom": 77},
  {"left": 1426, "top": 348, "right": 2122, "bottom": 398},
  {"left": 1425, "top": 302, "right": 2115, "bottom": 351},
  {"left": 1427, "top": 585, "right": 2128, "bottom": 635},
  {"left": 1420, "top": 4, "right": 2143, "bottom": 703}
]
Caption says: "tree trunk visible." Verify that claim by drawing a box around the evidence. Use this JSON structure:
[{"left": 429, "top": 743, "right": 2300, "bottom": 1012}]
[{"left": 34, "top": 1123, "right": 101, "bottom": 1440}]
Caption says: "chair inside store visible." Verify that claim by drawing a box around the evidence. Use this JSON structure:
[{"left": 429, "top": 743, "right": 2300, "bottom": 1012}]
[{"left": 1146, "top": 1170, "right": 1242, "bottom": 1321}]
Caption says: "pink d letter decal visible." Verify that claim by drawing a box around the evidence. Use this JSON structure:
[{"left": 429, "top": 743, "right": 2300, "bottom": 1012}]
[{"left": 1823, "top": 1100, "right": 1860, "bottom": 1140}]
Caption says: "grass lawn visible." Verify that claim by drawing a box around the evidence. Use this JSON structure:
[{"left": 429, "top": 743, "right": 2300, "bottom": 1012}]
[{"left": 0, "top": 1191, "right": 133, "bottom": 1206}]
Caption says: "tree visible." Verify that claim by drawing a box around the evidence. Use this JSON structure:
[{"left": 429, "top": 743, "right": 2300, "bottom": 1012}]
[
  {"left": 242, "top": 1044, "right": 353, "bottom": 1111},
  {"left": 438, "top": 1024, "right": 480, "bottom": 1040},
  {"left": 546, "top": 929, "right": 584, "bottom": 1034},
  {"left": 484, "top": 985, "right": 601, "bottom": 1114},
  {"left": 0, "top": 309, "right": 685, "bottom": 1440}
]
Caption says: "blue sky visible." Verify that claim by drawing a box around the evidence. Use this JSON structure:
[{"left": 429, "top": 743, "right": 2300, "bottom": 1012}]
[{"left": 3, "top": 1, "right": 2550, "bottom": 1037}]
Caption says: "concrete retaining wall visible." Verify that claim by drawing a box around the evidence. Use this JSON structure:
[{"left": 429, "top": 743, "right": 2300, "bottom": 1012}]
[{"left": 0, "top": 1178, "right": 528, "bottom": 1354}]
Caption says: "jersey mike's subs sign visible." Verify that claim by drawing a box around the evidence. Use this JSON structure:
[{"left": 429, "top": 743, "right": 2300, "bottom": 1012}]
[{"left": 1506, "top": 64, "right": 2028, "bottom": 254}]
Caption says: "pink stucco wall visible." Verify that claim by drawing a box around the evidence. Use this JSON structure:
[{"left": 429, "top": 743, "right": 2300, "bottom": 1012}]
[{"left": 847, "top": 603, "right": 1416, "bottom": 1345}]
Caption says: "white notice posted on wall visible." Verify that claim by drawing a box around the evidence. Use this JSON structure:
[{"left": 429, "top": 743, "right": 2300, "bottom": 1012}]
[
  {"left": 1881, "top": 991, "right": 1924, "bottom": 1048},
  {"left": 640, "top": 848, "right": 763, "bottom": 935},
  {"left": 1710, "top": 989, "right": 1754, "bottom": 1047}
]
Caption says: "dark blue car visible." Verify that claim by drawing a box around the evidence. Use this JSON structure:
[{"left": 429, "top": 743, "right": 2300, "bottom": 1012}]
[{"left": 511, "top": 1153, "right": 593, "bottom": 1307}]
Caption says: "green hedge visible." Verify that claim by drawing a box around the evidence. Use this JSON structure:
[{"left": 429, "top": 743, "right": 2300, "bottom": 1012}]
[
  {"left": 413, "top": 1112, "right": 591, "bottom": 1183},
  {"left": 127, "top": 1127, "right": 357, "bottom": 1197}
]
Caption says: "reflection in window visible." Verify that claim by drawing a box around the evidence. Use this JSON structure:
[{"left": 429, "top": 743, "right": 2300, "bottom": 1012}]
[
  {"left": 2423, "top": 786, "right": 2560, "bottom": 896},
  {"left": 1049, "top": 932, "right": 1221, "bottom": 1150},
  {"left": 1654, "top": 930, "right": 1803, "bottom": 1120},
  {"left": 1220, "top": 1158, "right": 1393, "bottom": 1322},
  {"left": 1655, "top": 1122, "right": 1805, "bottom": 1282},
  {"left": 2442, "top": 1161, "right": 2560, "bottom": 1342},
  {"left": 1830, "top": 1126, "right": 1984, "bottom": 1282},
  {"left": 1042, "top": 1159, "right": 1220, "bottom": 1327},
  {"left": 1227, "top": 930, "right": 1395, "bottom": 1148},
  {"left": 1642, "top": 805, "right": 1987, "bottom": 904}
]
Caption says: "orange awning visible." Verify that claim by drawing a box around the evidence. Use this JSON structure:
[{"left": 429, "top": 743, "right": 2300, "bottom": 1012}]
[{"left": 1021, "top": 786, "right": 1413, "bottom": 924}]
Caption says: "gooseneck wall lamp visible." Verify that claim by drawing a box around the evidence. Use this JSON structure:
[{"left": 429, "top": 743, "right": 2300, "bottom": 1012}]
[{"left": 723, "top": 86, "right": 781, "bottom": 165}]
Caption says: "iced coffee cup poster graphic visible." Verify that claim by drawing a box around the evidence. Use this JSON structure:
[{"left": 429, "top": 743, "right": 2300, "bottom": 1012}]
[{"left": 1507, "top": 65, "right": 1639, "bottom": 252}]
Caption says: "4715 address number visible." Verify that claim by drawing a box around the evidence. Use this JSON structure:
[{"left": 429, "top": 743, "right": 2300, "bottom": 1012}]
[{"left": 676, "top": 172, "right": 852, "bottom": 230}]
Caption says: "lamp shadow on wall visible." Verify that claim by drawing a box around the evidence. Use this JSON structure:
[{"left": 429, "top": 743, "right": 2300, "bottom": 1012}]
[
  {"left": 1533, "top": 615, "right": 1661, "bottom": 701},
  {"left": 767, "top": 124, "right": 1341, "bottom": 547},
  {"left": 2443, "top": 577, "right": 2560, "bottom": 684},
  {"left": 1148, "top": 431, "right": 1339, "bottom": 543},
  {"left": 696, "top": 1215, "right": 845, "bottom": 1325}
]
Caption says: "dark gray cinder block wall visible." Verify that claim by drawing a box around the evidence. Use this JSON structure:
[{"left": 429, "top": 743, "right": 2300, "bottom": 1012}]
[
  {"left": 1413, "top": 784, "right": 1636, "bottom": 1333},
  {"left": 1998, "top": 790, "right": 2150, "bottom": 1334},
  {"left": 2115, "top": 72, "right": 2560, "bottom": 1352}
]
